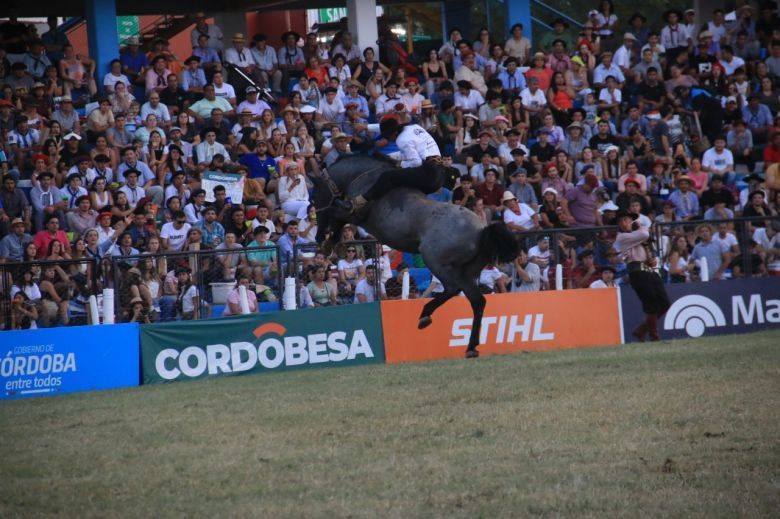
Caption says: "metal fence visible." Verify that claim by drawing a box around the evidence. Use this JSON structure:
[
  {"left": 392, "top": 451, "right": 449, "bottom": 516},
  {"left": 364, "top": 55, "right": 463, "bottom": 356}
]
[
  {"left": 0, "top": 257, "right": 103, "bottom": 331},
  {"left": 511, "top": 215, "right": 780, "bottom": 289},
  {"left": 651, "top": 215, "right": 780, "bottom": 281},
  {"left": 1, "top": 215, "right": 777, "bottom": 329},
  {"left": 291, "top": 239, "right": 383, "bottom": 308},
  {"left": 512, "top": 224, "right": 619, "bottom": 289},
  {"left": 109, "top": 245, "right": 282, "bottom": 323}
]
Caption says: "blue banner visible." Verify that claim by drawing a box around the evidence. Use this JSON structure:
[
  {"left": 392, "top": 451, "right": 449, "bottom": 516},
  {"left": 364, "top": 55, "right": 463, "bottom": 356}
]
[
  {"left": 1, "top": 324, "right": 139, "bottom": 400},
  {"left": 620, "top": 278, "right": 780, "bottom": 342}
]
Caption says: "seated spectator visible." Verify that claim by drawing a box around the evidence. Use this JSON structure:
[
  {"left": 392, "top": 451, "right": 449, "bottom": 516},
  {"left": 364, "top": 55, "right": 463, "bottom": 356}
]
[
  {"left": 502, "top": 191, "right": 538, "bottom": 231},
  {"left": 667, "top": 175, "right": 700, "bottom": 220},
  {"left": 307, "top": 265, "right": 337, "bottom": 307},
  {"left": 385, "top": 264, "right": 418, "bottom": 299},
  {"left": 479, "top": 263, "right": 509, "bottom": 293},
  {"left": 222, "top": 274, "right": 259, "bottom": 316},
  {"left": 354, "top": 266, "right": 384, "bottom": 303}
]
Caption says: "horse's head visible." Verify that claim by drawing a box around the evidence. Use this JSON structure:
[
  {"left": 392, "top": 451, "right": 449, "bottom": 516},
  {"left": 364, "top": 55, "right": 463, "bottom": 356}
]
[{"left": 309, "top": 174, "right": 334, "bottom": 212}]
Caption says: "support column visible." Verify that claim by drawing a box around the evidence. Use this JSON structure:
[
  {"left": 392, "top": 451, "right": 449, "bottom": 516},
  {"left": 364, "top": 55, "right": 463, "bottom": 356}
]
[
  {"left": 85, "top": 0, "right": 119, "bottom": 80},
  {"left": 347, "top": 0, "right": 379, "bottom": 55},
  {"left": 506, "top": 0, "right": 532, "bottom": 46},
  {"left": 214, "top": 11, "right": 248, "bottom": 47},
  {"left": 443, "top": 0, "right": 471, "bottom": 38}
]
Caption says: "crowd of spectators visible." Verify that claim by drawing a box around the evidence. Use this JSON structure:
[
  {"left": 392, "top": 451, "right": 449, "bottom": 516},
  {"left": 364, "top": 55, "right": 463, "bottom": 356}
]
[{"left": 0, "top": 4, "right": 779, "bottom": 329}]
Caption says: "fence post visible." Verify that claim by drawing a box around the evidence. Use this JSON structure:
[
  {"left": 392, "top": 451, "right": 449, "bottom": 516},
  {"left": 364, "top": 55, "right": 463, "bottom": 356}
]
[
  {"left": 1, "top": 265, "right": 11, "bottom": 330},
  {"left": 555, "top": 264, "right": 564, "bottom": 290},
  {"left": 700, "top": 257, "right": 710, "bottom": 282},
  {"left": 740, "top": 221, "right": 751, "bottom": 277}
]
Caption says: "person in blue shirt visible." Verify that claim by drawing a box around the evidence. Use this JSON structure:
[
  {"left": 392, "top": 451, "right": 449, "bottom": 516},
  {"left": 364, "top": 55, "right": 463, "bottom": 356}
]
[
  {"left": 119, "top": 37, "right": 149, "bottom": 98},
  {"left": 497, "top": 58, "right": 526, "bottom": 97},
  {"left": 667, "top": 175, "right": 700, "bottom": 220},
  {"left": 742, "top": 95, "right": 773, "bottom": 143}
]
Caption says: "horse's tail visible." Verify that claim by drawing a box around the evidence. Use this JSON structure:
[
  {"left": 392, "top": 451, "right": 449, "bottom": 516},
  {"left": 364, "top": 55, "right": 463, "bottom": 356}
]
[{"left": 479, "top": 222, "right": 519, "bottom": 264}]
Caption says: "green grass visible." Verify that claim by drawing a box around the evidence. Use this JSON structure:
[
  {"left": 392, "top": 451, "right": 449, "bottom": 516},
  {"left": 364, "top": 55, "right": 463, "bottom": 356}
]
[{"left": 1, "top": 331, "right": 779, "bottom": 517}]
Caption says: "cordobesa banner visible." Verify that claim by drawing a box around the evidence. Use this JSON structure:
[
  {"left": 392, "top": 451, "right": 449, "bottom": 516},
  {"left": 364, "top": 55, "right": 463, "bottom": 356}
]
[
  {"left": 381, "top": 289, "right": 622, "bottom": 363},
  {"left": 140, "top": 303, "right": 385, "bottom": 384}
]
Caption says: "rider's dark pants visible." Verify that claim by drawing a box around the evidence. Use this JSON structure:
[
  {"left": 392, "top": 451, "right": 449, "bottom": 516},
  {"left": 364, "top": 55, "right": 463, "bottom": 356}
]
[{"left": 366, "top": 163, "right": 442, "bottom": 199}]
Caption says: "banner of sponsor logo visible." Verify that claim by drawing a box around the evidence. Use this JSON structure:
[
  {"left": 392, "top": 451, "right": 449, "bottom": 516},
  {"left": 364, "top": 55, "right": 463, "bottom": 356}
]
[
  {"left": 620, "top": 278, "right": 780, "bottom": 342},
  {"left": 201, "top": 171, "right": 244, "bottom": 205},
  {"left": 140, "top": 303, "right": 385, "bottom": 384},
  {"left": 380, "top": 290, "right": 622, "bottom": 363},
  {"left": 1, "top": 324, "right": 139, "bottom": 400}
]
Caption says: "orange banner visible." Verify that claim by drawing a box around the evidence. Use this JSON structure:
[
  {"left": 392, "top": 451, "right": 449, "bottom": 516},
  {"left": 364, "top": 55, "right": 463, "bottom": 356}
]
[{"left": 381, "top": 289, "right": 622, "bottom": 363}]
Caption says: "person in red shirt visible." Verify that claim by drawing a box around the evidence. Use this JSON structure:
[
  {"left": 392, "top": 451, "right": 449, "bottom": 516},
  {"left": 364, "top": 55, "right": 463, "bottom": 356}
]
[
  {"left": 763, "top": 131, "right": 780, "bottom": 165},
  {"left": 571, "top": 249, "right": 601, "bottom": 288},
  {"left": 32, "top": 214, "right": 71, "bottom": 259},
  {"left": 475, "top": 169, "right": 504, "bottom": 217},
  {"left": 525, "top": 52, "right": 554, "bottom": 91}
]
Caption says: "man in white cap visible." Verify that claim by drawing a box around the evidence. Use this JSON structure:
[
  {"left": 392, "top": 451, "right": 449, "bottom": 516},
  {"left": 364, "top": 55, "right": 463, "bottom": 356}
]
[
  {"left": 613, "top": 33, "right": 636, "bottom": 73},
  {"left": 51, "top": 96, "right": 80, "bottom": 134},
  {"left": 237, "top": 86, "right": 271, "bottom": 120}
]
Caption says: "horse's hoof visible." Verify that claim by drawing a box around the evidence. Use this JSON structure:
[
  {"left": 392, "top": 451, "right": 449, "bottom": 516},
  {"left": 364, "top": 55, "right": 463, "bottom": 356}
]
[
  {"left": 465, "top": 350, "right": 479, "bottom": 359},
  {"left": 418, "top": 316, "right": 432, "bottom": 329}
]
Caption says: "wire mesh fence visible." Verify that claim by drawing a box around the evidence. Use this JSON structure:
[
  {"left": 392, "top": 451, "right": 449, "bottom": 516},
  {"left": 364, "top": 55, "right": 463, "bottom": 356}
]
[
  {"left": 2, "top": 215, "right": 777, "bottom": 329},
  {"left": 110, "top": 245, "right": 283, "bottom": 323},
  {"left": 651, "top": 215, "right": 780, "bottom": 282},
  {"left": 291, "top": 239, "right": 384, "bottom": 308},
  {"left": 0, "top": 257, "right": 104, "bottom": 331}
]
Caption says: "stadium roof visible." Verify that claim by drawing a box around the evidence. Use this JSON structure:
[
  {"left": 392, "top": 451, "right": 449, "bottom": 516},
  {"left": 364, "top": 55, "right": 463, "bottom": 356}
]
[{"left": 5, "top": 0, "right": 418, "bottom": 16}]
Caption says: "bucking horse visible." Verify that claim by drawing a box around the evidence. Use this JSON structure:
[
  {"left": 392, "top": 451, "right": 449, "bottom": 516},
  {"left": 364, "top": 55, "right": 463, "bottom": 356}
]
[{"left": 310, "top": 155, "right": 518, "bottom": 358}]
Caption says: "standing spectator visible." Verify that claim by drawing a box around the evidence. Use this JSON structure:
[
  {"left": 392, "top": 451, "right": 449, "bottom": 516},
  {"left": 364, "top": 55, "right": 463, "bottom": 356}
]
[
  {"left": 692, "top": 223, "right": 731, "bottom": 281},
  {"left": 190, "top": 13, "right": 224, "bottom": 51}
]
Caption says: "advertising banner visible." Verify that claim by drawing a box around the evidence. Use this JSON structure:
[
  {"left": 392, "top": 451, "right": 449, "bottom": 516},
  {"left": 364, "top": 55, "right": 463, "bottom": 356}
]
[
  {"left": 620, "top": 278, "right": 780, "bottom": 342},
  {"left": 381, "top": 290, "right": 622, "bottom": 363},
  {"left": 1, "top": 324, "right": 139, "bottom": 400},
  {"left": 140, "top": 303, "right": 385, "bottom": 384},
  {"left": 201, "top": 171, "right": 244, "bottom": 204}
]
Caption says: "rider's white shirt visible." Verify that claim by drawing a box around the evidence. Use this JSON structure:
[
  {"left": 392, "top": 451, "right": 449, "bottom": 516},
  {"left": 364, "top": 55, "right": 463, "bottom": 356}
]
[{"left": 396, "top": 124, "right": 441, "bottom": 168}]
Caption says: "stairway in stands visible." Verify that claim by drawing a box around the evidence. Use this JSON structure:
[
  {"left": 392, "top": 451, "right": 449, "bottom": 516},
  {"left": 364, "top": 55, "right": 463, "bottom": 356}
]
[
  {"left": 62, "top": 14, "right": 196, "bottom": 50},
  {"left": 531, "top": 0, "right": 584, "bottom": 33}
]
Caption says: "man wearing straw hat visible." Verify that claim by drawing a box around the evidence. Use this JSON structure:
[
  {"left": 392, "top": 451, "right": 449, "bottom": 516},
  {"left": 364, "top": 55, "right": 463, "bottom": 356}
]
[{"left": 224, "top": 33, "right": 260, "bottom": 84}]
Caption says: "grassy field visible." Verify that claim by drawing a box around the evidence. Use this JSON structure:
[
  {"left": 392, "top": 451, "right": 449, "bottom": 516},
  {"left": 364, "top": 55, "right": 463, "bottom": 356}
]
[{"left": 1, "top": 331, "right": 779, "bottom": 517}]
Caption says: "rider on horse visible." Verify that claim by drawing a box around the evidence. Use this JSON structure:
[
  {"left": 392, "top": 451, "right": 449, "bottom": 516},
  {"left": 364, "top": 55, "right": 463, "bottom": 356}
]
[{"left": 321, "top": 111, "right": 452, "bottom": 216}]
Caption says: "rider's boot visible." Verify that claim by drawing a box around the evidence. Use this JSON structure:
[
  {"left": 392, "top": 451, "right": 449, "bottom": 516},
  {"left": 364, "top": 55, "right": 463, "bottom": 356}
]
[{"left": 351, "top": 195, "right": 368, "bottom": 211}]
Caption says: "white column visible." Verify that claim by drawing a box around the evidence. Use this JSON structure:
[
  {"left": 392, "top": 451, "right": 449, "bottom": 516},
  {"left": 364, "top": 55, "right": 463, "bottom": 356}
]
[{"left": 347, "top": 0, "right": 379, "bottom": 55}]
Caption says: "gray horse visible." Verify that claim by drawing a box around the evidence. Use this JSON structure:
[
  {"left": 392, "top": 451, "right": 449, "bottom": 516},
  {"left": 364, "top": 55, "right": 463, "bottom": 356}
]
[{"left": 311, "top": 155, "right": 518, "bottom": 358}]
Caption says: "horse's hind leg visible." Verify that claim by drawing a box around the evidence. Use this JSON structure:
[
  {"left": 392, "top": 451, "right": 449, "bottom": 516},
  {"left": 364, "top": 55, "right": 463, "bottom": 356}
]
[
  {"left": 418, "top": 289, "right": 457, "bottom": 329},
  {"left": 462, "top": 283, "right": 487, "bottom": 359}
]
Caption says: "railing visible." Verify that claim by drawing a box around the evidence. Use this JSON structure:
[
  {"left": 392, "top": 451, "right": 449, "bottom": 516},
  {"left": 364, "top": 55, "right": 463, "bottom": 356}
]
[
  {"left": 291, "top": 239, "right": 383, "bottom": 308},
  {"left": 531, "top": 0, "right": 584, "bottom": 29},
  {"left": 0, "top": 258, "right": 103, "bottom": 331},
  {"left": 651, "top": 215, "right": 780, "bottom": 281},
  {"left": 109, "top": 246, "right": 282, "bottom": 323},
  {"left": 2, "top": 215, "right": 777, "bottom": 328}
]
